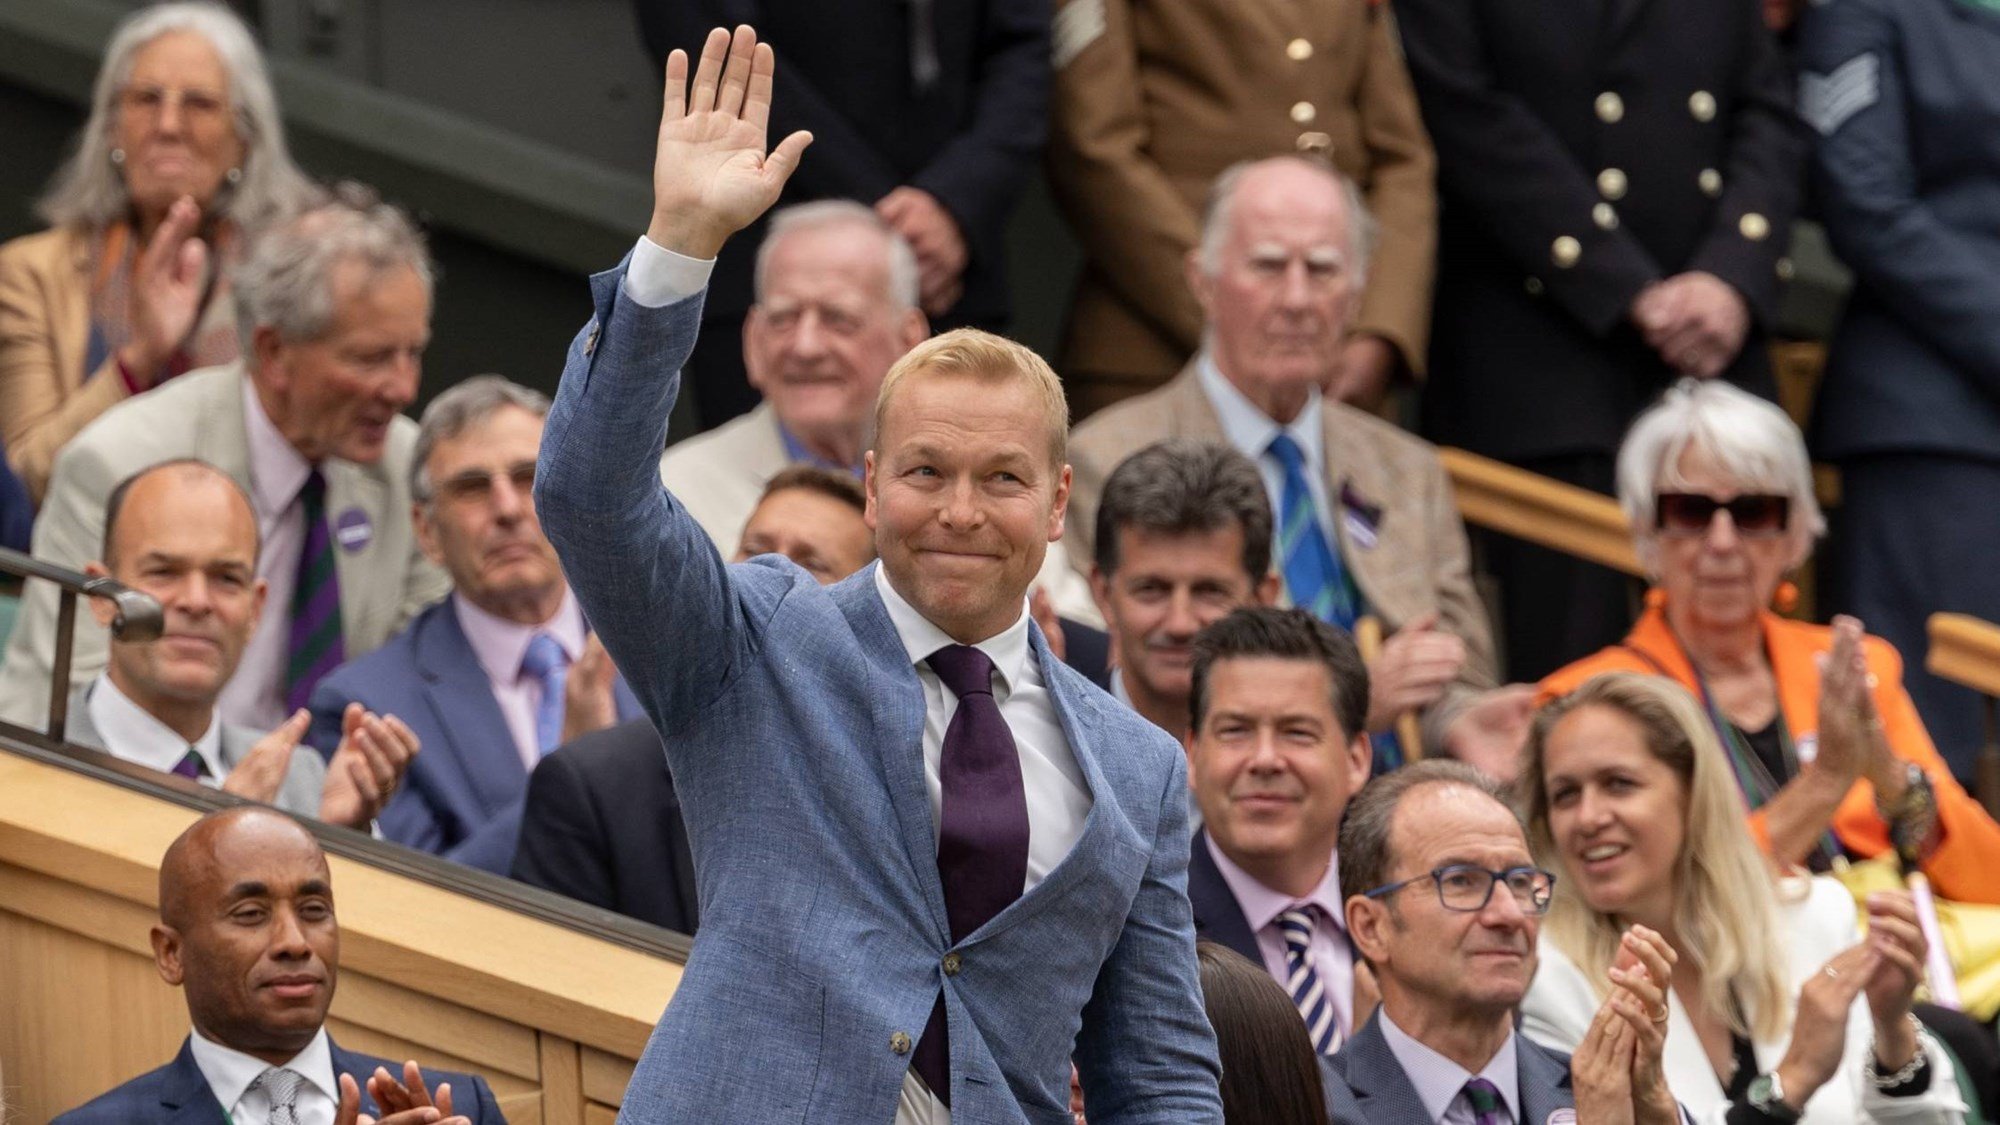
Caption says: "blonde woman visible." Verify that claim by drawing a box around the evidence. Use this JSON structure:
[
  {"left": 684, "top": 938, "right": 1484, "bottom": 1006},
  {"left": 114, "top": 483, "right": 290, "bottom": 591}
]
[{"left": 1518, "top": 671, "right": 1965, "bottom": 1124}]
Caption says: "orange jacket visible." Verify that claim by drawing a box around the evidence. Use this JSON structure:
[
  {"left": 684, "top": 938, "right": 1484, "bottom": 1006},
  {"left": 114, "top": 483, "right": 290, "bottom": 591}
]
[{"left": 1540, "top": 595, "right": 2000, "bottom": 905}]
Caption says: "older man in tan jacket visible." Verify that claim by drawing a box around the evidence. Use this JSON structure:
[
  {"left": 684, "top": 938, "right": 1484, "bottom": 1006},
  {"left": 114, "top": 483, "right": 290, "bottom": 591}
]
[
  {"left": 1069, "top": 158, "right": 1531, "bottom": 769},
  {"left": 1047, "top": 0, "right": 1436, "bottom": 419}
]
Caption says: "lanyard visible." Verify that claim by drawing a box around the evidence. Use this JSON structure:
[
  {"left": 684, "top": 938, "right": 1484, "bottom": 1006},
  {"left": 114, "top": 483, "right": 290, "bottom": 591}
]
[{"left": 1684, "top": 663, "right": 1845, "bottom": 871}]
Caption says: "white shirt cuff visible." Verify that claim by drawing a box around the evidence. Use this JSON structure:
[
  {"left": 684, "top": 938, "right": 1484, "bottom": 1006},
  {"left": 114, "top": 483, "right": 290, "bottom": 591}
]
[{"left": 621, "top": 236, "right": 715, "bottom": 308}]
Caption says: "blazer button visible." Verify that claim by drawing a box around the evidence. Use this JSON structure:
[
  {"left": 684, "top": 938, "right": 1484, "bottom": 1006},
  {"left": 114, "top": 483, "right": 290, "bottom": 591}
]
[
  {"left": 1738, "top": 212, "right": 1771, "bottom": 241},
  {"left": 1295, "top": 131, "right": 1334, "bottom": 155},
  {"left": 1689, "top": 90, "right": 1717, "bottom": 122},
  {"left": 1290, "top": 101, "right": 1317, "bottom": 125},
  {"left": 1524, "top": 276, "right": 1545, "bottom": 296},
  {"left": 890, "top": 1031, "right": 913, "bottom": 1056},
  {"left": 1592, "top": 203, "right": 1619, "bottom": 231},
  {"left": 1551, "top": 236, "right": 1582, "bottom": 269},
  {"left": 1596, "top": 168, "right": 1628, "bottom": 201},
  {"left": 1594, "top": 91, "right": 1624, "bottom": 124},
  {"left": 943, "top": 952, "right": 963, "bottom": 976},
  {"left": 1287, "top": 38, "right": 1313, "bottom": 61},
  {"left": 1698, "top": 168, "right": 1723, "bottom": 197}
]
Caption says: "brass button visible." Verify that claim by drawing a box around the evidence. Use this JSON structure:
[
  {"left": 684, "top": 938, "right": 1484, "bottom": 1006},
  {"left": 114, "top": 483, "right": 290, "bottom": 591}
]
[
  {"left": 1594, "top": 92, "right": 1625, "bottom": 124},
  {"left": 1689, "top": 90, "right": 1717, "bottom": 122},
  {"left": 1525, "top": 276, "right": 1545, "bottom": 296},
  {"left": 1287, "top": 38, "right": 1314, "bottom": 61},
  {"left": 1551, "top": 236, "right": 1582, "bottom": 269},
  {"left": 942, "top": 952, "right": 963, "bottom": 976},
  {"left": 1592, "top": 203, "right": 1619, "bottom": 231},
  {"left": 1738, "top": 212, "right": 1771, "bottom": 241},
  {"left": 1295, "top": 131, "right": 1334, "bottom": 155},
  {"left": 1776, "top": 256, "right": 1796, "bottom": 281},
  {"left": 1596, "top": 168, "right": 1628, "bottom": 201},
  {"left": 1290, "top": 101, "right": 1317, "bottom": 125},
  {"left": 890, "top": 1031, "right": 912, "bottom": 1055},
  {"left": 1698, "top": 168, "right": 1723, "bottom": 197}
]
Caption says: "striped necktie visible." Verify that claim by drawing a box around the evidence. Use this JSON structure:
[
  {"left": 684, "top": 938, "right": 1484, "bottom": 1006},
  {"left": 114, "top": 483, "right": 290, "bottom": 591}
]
[
  {"left": 519, "top": 632, "right": 569, "bottom": 754},
  {"left": 1464, "top": 1076, "right": 1507, "bottom": 1125},
  {"left": 1278, "top": 905, "right": 1342, "bottom": 1055},
  {"left": 285, "top": 470, "right": 344, "bottom": 712},
  {"left": 1265, "top": 433, "right": 1358, "bottom": 630},
  {"left": 254, "top": 1066, "right": 305, "bottom": 1125}
]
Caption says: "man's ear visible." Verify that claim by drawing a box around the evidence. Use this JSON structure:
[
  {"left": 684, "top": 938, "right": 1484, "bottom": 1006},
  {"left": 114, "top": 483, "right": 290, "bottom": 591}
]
[
  {"left": 1185, "top": 248, "right": 1215, "bottom": 319},
  {"left": 1253, "top": 572, "right": 1282, "bottom": 606},
  {"left": 84, "top": 561, "right": 117, "bottom": 628},
  {"left": 1346, "top": 895, "right": 1392, "bottom": 966},
  {"left": 899, "top": 307, "right": 929, "bottom": 350},
  {"left": 862, "top": 451, "right": 880, "bottom": 531},
  {"left": 1347, "top": 732, "right": 1374, "bottom": 788},
  {"left": 411, "top": 500, "right": 445, "bottom": 568},
  {"left": 151, "top": 923, "right": 186, "bottom": 986}
]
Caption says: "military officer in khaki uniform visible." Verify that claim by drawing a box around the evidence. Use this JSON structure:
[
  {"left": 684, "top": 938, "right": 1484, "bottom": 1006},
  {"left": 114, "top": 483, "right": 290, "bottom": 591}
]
[{"left": 1047, "top": 0, "right": 1436, "bottom": 419}]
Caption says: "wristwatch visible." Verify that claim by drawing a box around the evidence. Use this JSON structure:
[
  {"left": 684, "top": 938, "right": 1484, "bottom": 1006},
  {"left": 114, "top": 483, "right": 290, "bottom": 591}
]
[
  {"left": 1879, "top": 762, "right": 1938, "bottom": 861},
  {"left": 1747, "top": 1072, "right": 1802, "bottom": 1123}
]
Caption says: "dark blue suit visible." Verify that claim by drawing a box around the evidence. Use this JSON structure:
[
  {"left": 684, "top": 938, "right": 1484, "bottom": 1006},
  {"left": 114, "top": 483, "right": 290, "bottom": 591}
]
[
  {"left": 1324, "top": 1011, "right": 1575, "bottom": 1124},
  {"left": 1803, "top": 0, "right": 2000, "bottom": 779},
  {"left": 1185, "top": 828, "right": 1264, "bottom": 968},
  {"left": 306, "top": 598, "right": 641, "bottom": 874},
  {"left": 51, "top": 1035, "right": 504, "bottom": 1123}
]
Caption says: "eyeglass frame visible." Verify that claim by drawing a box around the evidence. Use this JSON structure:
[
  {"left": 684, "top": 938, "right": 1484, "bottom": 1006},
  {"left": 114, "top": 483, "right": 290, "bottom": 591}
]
[
  {"left": 1360, "top": 863, "right": 1557, "bottom": 916},
  {"left": 1653, "top": 491, "right": 1791, "bottom": 538},
  {"left": 422, "top": 461, "right": 537, "bottom": 507}
]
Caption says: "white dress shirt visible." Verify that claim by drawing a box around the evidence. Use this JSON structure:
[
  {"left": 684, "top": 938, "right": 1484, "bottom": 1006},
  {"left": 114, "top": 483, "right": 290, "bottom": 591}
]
[
  {"left": 188, "top": 1024, "right": 338, "bottom": 1125},
  {"left": 1380, "top": 1008, "right": 1521, "bottom": 1125},
  {"left": 1195, "top": 353, "right": 1338, "bottom": 543},
  {"left": 223, "top": 378, "right": 316, "bottom": 732},
  {"left": 1205, "top": 835, "right": 1355, "bottom": 1040},
  {"left": 87, "top": 673, "right": 226, "bottom": 783},
  {"left": 453, "top": 589, "right": 588, "bottom": 768}
]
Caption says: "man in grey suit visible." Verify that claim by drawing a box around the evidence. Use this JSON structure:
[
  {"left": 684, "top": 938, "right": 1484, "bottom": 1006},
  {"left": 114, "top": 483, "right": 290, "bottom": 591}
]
[
  {"left": 536, "top": 27, "right": 1222, "bottom": 1124},
  {"left": 66, "top": 461, "right": 416, "bottom": 830},
  {"left": 1329, "top": 760, "right": 1677, "bottom": 1124},
  {"left": 0, "top": 186, "right": 450, "bottom": 734}
]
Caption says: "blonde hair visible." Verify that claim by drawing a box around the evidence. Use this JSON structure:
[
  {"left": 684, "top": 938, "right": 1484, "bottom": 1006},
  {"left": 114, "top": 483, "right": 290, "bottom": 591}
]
[
  {"left": 1519, "top": 673, "right": 1792, "bottom": 1041},
  {"left": 874, "top": 328, "right": 1070, "bottom": 468}
]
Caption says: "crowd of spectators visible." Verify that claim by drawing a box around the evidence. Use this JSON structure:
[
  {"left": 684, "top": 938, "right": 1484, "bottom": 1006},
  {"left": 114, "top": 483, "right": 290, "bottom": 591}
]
[{"left": 8, "top": 2, "right": 2000, "bottom": 1123}]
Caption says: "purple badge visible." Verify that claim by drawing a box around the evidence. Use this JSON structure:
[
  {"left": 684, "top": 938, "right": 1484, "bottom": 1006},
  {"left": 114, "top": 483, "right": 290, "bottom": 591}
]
[{"left": 334, "top": 507, "right": 374, "bottom": 553}]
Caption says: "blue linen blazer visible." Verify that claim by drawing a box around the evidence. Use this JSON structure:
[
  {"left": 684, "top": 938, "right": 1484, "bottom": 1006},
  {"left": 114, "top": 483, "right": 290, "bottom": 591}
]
[
  {"left": 51, "top": 1035, "right": 504, "bottom": 1123},
  {"left": 305, "top": 597, "right": 640, "bottom": 874},
  {"left": 1324, "top": 1010, "right": 1574, "bottom": 1125},
  {"left": 534, "top": 261, "right": 1223, "bottom": 1124}
]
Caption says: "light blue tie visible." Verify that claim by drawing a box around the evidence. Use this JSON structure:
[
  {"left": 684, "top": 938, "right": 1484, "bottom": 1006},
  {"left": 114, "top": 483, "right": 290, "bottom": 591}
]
[
  {"left": 519, "top": 633, "right": 569, "bottom": 755},
  {"left": 1278, "top": 906, "right": 1342, "bottom": 1055},
  {"left": 1266, "top": 433, "right": 1358, "bottom": 630}
]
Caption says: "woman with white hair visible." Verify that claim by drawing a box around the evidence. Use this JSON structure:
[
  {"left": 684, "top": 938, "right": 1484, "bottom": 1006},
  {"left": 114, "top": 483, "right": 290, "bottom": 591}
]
[
  {"left": 1537, "top": 378, "right": 2000, "bottom": 905},
  {"left": 0, "top": 1, "right": 313, "bottom": 500}
]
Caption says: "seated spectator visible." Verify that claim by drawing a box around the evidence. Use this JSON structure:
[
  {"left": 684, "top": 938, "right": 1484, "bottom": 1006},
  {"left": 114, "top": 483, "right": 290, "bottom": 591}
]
[
  {"left": 1185, "top": 606, "right": 1372, "bottom": 1054},
  {"left": 53, "top": 806, "right": 503, "bottom": 1123},
  {"left": 509, "top": 464, "right": 880, "bottom": 927},
  {"left": 1327, "top": 760, "right": 1679, "bottom": 1124},
  {"left": 1519, "top": 672, "right": 1968, "bottom": 1123},
  {"left": 1069, "top": 157, "right": 1528, "bottom": 770},
  {"left": 659, "top": 199, "right": 1099, "bottom": 622},
  {"left": 1539, "top": 379, "right": 2000, "bottom": 905},
  {"left": 1196, "top": 941, "right": 1331, "bottom": 1125},
  {"left": 309, "top": 377, "right": 641, "bottom": 874},
  {"left": 67, "top": 460, "right": 412, "bottom": 830},
  {"left": 0, "top": 2, "right": 314, "bottom": 502},
  {"left": 1091, "top": 440, "right": 1277, "bottom": 733},
  {"left": 0, "top": 187, "right": 450, "bottom": 734}
]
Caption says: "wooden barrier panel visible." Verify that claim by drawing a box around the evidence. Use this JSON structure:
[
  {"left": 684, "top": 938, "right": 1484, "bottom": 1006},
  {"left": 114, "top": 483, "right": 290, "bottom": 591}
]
[
  {"left": 0, "top": 745, "right": 682, "bottom": 1124},
  {"left": 1926, "top": 612, "right": 2000, "bottom": 816},
  {"left": 1436, "top": 447, "right": 1643, "bottom": 577}
]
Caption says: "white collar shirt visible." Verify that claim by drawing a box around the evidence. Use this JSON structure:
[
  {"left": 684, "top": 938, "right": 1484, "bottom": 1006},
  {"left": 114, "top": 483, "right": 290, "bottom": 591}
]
[
  {"left": 87, "top": 673, "right": 226, "bottom": 782},
  {"left": 222, "top": 376, "right": 317, "bottom": 732},
  {"left": 1380, "top": 1008, "right": 1522, "bottom": 1125},
  {"left": 1195, "top": 352, "right": 1335, "bottom": 539},
  {"left": 188, "top": 1024, "right": 337, "bottom": 1125}
]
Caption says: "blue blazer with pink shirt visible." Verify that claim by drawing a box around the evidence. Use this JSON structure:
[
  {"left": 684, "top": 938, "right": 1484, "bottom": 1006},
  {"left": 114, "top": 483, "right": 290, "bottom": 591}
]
[{"left": 304, "top": 598, "right": 639, "bottom": 874}]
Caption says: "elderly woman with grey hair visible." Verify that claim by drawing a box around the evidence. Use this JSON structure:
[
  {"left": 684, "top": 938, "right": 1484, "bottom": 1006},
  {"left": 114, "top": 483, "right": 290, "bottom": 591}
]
[
  {"left": 0, "top": 1, "right": 313, "bottom": 500},
  {"left": 1534, "top": 378, "right": 2000, "bottom": 906}
]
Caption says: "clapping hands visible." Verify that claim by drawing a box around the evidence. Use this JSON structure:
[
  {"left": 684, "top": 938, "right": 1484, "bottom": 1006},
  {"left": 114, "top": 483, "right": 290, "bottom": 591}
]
[
  {"left": 334, "top": 1061, "right": 472, "bottom": 1125},
  {"left": 1574, "top": 925, "right": 1681, "bottom": 1125}
]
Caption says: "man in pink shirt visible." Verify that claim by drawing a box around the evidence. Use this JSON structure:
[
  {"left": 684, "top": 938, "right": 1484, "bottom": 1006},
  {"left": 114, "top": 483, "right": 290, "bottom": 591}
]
[{"left": 1183, "top": 605, "right": 1375, "bottom": 1055}]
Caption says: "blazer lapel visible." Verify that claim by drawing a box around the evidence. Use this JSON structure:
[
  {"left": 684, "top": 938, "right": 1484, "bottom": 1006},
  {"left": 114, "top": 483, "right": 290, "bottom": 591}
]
[
  {"left": 324, "top": 460, "right": 390, "bottom": 649},
  {"left": 200, "top": 366, "right": 255, "bottom": 491},
  {"left": 1165, "top": 360, "right": 1230, "bottom": 444},
  {"left": 1338, "top": 1014, "right": 1435, "bottom": 1123},
  {"left": 159, "top": 1038, "right": 233, "bottom": 1124},
  {"left": 1516, "top": 1032, "right": 1578, "bottom": 1122},
  {"left": 1187, "top": 828, "right": 1265, "bottom": 965},
  {"left": 328, "top": 1043, "right": 383, "bottom": 1117},
  {"left": 415, "top": 603, "right": 529, "bottom": 818},
  {"left": 1318, "top": 406, "right": 1419, "bottom": 627}
]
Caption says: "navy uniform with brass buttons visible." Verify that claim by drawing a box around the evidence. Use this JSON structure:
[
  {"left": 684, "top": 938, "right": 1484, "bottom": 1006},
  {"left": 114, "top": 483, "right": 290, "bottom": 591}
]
[{"left": 1391, "top": 0, "right": 1808, "bottom": 678}]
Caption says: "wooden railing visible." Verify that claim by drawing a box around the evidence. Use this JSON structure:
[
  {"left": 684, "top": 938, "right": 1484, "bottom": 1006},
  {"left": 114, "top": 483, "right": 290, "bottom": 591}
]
[
  {"left": 1436, "top": 447, "right": 1643, "bottom": 577},
  {"left": 1926, "top": 613, "right": 2000, "bottom": 818}
]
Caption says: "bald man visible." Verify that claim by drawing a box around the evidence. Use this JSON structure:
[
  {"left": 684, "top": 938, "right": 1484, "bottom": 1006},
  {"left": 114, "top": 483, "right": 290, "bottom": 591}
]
[
  {"left": 54, "top": 807, "right": 504, "bottom": 1123},
  {"left": 63, "top": 460, "right": 416, "bottom": 830}
]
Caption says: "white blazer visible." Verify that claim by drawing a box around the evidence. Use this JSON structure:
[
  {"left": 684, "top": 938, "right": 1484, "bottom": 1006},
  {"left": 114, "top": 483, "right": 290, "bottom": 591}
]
[{"left": 1522, "top": 877, "right": 1966, "bottom": 1124}]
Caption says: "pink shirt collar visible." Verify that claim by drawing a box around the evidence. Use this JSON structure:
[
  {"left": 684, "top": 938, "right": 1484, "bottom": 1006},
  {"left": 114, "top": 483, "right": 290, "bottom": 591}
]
[
  {"left": 240, "top": 377, "right": 312, "bottom": 518},
  {"left": 1205, "top": 831, "right": 1346, "bottom": 934},
  {"left": 454, "top": 588, "right": 587, "bottom": 685}
]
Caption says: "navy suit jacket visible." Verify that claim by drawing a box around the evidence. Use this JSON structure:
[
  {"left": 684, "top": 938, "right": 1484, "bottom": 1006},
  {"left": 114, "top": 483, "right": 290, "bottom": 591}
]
[
  {"left": 535, "top": 263, "right": 1222, "bottom": 1122},
  {"left": 306, "top": 598, "right": 640, "bottom": 874},
  {"left": 1185, "top": 828, "right": 1263, "bottom": 967},
  {"left": 51, "top": 1035, "right": 504, "bottom": 1123},
  {"left": 1324, "top": 1010, "right": 1574, "bottom": 1124},
  {"left": 511, "top": 717, "right": 700, "bottom": 935}
]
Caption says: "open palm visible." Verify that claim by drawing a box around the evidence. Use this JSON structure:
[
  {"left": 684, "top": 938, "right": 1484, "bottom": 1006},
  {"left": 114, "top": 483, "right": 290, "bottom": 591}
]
[{"left": 647, "top": 26, "right": 812, "bottom": 259}]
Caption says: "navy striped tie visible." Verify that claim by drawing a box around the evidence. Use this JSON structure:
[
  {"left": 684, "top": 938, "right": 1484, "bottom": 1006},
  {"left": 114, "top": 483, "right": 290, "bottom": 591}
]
[
  {"left": 1279, "top": 905, "right": 1342, "bottom": 1055},
  {"left": 285, "top": 470, "right": 344, "bottom": 712}
]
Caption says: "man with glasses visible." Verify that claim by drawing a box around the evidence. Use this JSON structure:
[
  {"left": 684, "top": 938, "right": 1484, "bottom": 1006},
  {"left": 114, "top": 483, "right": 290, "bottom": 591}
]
[
  {"left": 1329, "top": 759, "right": 1682, "bottom": 1124},
  {"left": 307, "top": 376, "right": 642, "bottom": 873}
]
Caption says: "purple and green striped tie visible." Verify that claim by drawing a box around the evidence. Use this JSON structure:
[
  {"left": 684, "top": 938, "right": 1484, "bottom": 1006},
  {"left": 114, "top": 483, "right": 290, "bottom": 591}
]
[
  {"left": 1464, "top": 1077, "right": 1507, "bottom": 1125},
  {"left": 285, "top": 470, "right": 344, "bottom": 712}
]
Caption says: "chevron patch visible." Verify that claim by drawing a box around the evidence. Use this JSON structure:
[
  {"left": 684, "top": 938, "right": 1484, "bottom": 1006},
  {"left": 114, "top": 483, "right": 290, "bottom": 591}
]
[
  {"left": 1052, "top": 0, "right": 1106, "bottom": 70},
  {"left": 1800, "top": 53, "right": 1880, "bottom": 137}
]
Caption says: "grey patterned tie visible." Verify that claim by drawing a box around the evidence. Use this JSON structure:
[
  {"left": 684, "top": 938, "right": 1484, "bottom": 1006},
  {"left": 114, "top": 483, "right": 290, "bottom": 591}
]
[{"left": 255, "top": 1066, "right": 305, "bottom": 1125}]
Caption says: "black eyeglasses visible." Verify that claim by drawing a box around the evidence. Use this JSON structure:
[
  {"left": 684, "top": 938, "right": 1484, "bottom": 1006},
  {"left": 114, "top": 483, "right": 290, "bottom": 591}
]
[
  {"left": 1655, "top": 492, "right": 1790, "bottom": 537},
  {"left": 1361, "top": 864, "right": 1556, "bottom": 915},
  {"left": 430, "top": 462, "right": 536, "bottom": 506}
]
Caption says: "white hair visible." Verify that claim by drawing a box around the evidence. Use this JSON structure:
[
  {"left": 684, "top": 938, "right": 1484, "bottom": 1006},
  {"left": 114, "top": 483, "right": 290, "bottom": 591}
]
[
  {"left": 1196, "top": 156, "right": 1378, "bottom": 285},
  {"left": 753, "top": 199, "right": 919, "bottom": 310},
  {"left": 1617, "top": 378, "right": 1825, "bottom": 576},
  {"left": 232, "top": 183, "right": 432, "bottom": 354},
  {"left": 38, "top": 1, "right": 315, "bottom": 233}
]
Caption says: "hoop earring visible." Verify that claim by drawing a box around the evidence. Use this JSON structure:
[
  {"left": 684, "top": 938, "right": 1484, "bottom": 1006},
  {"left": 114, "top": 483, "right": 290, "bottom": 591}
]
[
  {"left": 225, "top": 166, "right": 242, "bottom": 185},
  {"left": 109, "top": 148, "right": 125, "bottom": 165}
]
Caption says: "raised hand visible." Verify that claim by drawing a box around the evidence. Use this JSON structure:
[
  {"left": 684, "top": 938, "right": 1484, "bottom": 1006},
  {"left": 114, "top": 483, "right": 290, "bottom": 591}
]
[
  {"left": 1776, "top": 942, "right": 1874, "bottom": 1108},
  {"left": 1365, "top": 612, "right": 1466, "bottom": 730},
  {"left": 1608, "top": 925, "right": 1680, "bottom": 1125},
  {"left": 1572, "top": 993, "right": 1638, "bottom": 1125},
  {"left": 222, "top": 708, "right": 310, "bottom": 804},
  {"left": 1859, "top": 891, "right": 1926, "bottom": 1071},
  {"left": 647, "top": 25, "right": 813, "bottom": 259},
  {"left": 319, "top": 702, "right": 420, "bottom": 828},
  {"left": 1442, "top": 684, "right": 1538, "bottom": 782},
  {"left": 123, "top": 194, "right": 209, "bottom": 385},
  {"left": 1812, "top": 616, "right": 1870, "bottom": 789}
]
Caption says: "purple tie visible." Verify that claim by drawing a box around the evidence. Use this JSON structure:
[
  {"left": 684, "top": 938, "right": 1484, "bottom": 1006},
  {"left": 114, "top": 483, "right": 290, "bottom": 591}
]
[
  {"left": 171, "top": 749, "right": 205, "bottom": 780},
  {"left": 1465, "top": 1077, "right": 1506, "bottom": 1125},
  {"left": 911, "top": 644, "right": 1030, "bottom": 1107},
  {"left": 284, "top": 470, "right": 345, "bottom": 712}
]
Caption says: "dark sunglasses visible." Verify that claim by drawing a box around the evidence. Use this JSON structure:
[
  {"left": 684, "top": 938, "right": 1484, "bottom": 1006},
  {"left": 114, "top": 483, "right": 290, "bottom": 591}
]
[{"left": 1655, "top": 492, "right": 1790, "bottom": 537}]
